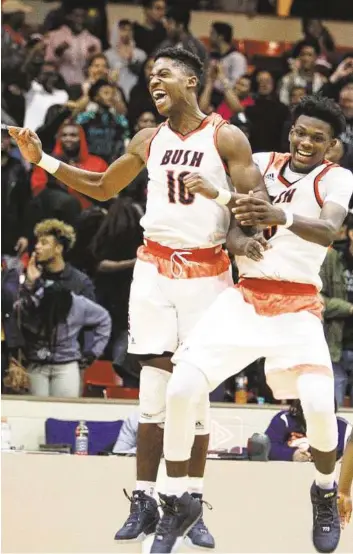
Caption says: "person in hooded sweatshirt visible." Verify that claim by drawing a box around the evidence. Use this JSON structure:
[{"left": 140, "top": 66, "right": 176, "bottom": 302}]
[{"left": 30, "top": 121, "right": 108, "bottom": 210}]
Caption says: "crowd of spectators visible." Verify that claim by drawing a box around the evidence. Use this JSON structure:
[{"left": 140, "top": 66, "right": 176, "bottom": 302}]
[{"left": 1, "top": 0, "right": 353, "bottom": 406}]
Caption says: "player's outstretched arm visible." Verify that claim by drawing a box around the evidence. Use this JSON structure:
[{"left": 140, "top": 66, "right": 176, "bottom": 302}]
[
  {"left": 226, "top": 216, "right": 268, "bottom": 261},
  {"left": 8, "top": 126, "right": 154, "bottom": 201},
  {"left": 233, "top": 193, "right": 351, "bottom": 247},
  {"left": 338, "top": 430, "right": 353, "bottom": 528}
]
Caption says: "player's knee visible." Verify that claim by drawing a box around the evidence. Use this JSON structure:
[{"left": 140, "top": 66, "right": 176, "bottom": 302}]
[
  {"left": 297, "top": 373, "right": 337, "bottom": 452},
  {"left": 194, "top": 393, "right": 211, "bottom": 435},
  {"left": 139, "top": 365, "right": 171, "bottom": 424},
  {"left": 166, "top": 363, "right": 208, "bottom": 408}
]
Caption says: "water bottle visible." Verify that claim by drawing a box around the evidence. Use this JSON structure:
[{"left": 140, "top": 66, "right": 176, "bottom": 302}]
[
  {"left": 1, "top": 417, "right": 12, "bottom": 451},
  {"left": 235, "top": 373, "right": 248, "bottom": 404},
  {"left": 75, "top": 420, "right": 89, "bottom": 455}
]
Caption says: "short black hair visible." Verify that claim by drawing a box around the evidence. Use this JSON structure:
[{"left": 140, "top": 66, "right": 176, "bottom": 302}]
[
  {"left": 212, "top": 22, "right": 233, "bottom": 44},
  {"left": 154, "top": 47, "right": 204, "bottom": 85},
  {"left": 119, "top": 19, "right": 132, "bottom": 27},
  {"left": 165, "top": 6, "right": 190, "bottom": 29},
  {"left": 292, "top": 95, "right": 346, "bottom": 138},
  {"left": 142, "top": 0, "right": 160, "bottom": 8},
  {"left": 292, "top": 39, "right": 320, "bottom": 58},
  {"left": 88, "top": 78, "right": 113, "bottom": 100}
]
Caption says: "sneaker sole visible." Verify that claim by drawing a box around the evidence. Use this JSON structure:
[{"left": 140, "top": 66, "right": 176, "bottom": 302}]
[
  {"left": 150, "top": 512, "right": 203, "bottom": 554},
  {"left": 114, "top": 531, "right": 156, "bottom": 544},
  {"left": 183, "top": 536, "right": 215, "bottom": 550}
]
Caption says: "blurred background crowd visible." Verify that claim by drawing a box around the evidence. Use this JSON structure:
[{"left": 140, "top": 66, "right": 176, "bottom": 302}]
[{"left": 1, "top": 0, "right": 353, "bottom": 408}]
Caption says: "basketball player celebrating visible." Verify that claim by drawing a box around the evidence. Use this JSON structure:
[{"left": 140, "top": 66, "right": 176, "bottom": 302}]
[
  {"left": 153, "top": 95, "right": 353, "bottom": 554},
  {"left": 8, "top": 48, "right": 268, "bottom": 550}
]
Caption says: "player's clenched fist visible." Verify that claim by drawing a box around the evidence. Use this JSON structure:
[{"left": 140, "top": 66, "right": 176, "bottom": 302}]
[
  {"left": 7, "top": 126, "right": 43, "bottom": 164},
  {"left": 183, "top": 173, "right": 219, "bottom": 199}
]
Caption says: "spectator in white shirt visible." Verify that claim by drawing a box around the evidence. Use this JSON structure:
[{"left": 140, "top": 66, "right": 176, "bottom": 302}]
[
  {"left": 24, "top": 62, "right": 68, "bottom": 131},
  {"left": 209, "top": 22, "right": 247, "bottom": 93},
  {"left": 105, "top": 19, "right": 146, "bottom": 102},
  {"left": 278, "top": 40, "right": 326, "bottom": 106}
]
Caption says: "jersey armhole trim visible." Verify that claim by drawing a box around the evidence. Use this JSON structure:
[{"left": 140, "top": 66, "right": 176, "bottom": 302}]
[
  {"left": 146, "top": 123, "right": 165, "bottom": 161},
  {"left": 213, "top": 119, "right": 230, "bottom": 176},
  {"left": 262, "top": 152, "right": 276, "bottom": 177},
  {"left": 313, "top": 163, "right": 339, "bottom": 208}
]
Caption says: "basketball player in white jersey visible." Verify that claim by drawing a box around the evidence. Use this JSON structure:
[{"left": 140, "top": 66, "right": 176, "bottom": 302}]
[
  {"left": 8, "top": 47, "right": 268, "bottom": 550},
  {"left": 154, "top": 95, "right": 353, "bottom": 554}
]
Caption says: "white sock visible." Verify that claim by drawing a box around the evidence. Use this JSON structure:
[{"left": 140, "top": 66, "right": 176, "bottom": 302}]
[
  {"left": 188, "top": 476, "right": 204, "bottom": 496},
  {"left": 165, "top": 476, "right": 188, "bottom": 498},
  {"left": 136, "top": 480, "right": 155, "bottom": 497},
  {"left": 315, "top": 470, "right": 336, "bottom": 490}
]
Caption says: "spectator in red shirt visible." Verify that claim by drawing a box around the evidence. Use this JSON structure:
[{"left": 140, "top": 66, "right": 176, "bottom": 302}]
[{"left": 31, "top": 121, "right": 107, "bottom": 210}]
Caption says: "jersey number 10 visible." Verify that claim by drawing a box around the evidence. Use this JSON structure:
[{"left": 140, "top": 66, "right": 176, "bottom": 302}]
[{"left": 167, "top": 170, "right": 195, "bottom": 205}]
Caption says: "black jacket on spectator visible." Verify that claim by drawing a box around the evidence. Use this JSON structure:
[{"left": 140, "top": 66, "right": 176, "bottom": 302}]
[
  {"left": 1, "top": 156, "right": 31, "bottom": 256},
  {"left": 133, "top": 21, "right": 166, "bottom": 57},
  {"left": 41, "top": 263, "right": 96, "bottom": 302},
  {"left": 26, "top": 181, "right": 82, "bottom": 252},
  {"left": 1, "top": 262, "right": 24, "bottom": 351},
  {"left": 246, "top": 96, "right": 289, "bottom": 153}
]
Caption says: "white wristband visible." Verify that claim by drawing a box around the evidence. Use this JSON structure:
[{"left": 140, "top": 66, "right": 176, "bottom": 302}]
[
  {"left": 282, "top": 209, "right": 294, "bottom": 229},
  {"left": 215, "top": 188, "right": 232, "bottom": 206},
  {"left": 37, "top": 152, "right": 60, "bottom": 174}
]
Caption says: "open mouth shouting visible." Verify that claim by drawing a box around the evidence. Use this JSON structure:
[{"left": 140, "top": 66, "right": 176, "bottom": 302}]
[{"left": 152, "top": 89, "right": 168, "bottom": 108}]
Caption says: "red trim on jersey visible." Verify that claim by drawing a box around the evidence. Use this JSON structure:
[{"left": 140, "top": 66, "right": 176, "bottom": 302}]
[
  {"left": 213, "top": 116, "right": 230, "bottom": 176},
  {"left": 167, "top": 114, "right": 211, "bottom": 141},
  {"left": 238, "top": 277, "right": 317, "bottom": 296},
  {"left": 313, "top": 162, "right": 338, "bottom": 208},
  {"left": 146, "top": 123, "right": 165, "bottom": 160},
  {"left": 262, "top": 152, "right": 276, "bottom": 177}
]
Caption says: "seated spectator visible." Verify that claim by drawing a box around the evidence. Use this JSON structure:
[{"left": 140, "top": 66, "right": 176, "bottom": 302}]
[
  {"left": 31, "top": 121, "right": 108, "bottom": 210},
  {"left": 280, "top": 85, "right": 306, "bottom": 151},
  {"left": 320, "top": 216, "right": 353, "bottom": 407},
  {"left": 27, "top": 176, "right": 82, "bottom": 234},
  {"left": 68, "top": 206, "right": 107, "bottom": 278},
  {"left": 112, "top": 410, "right": 139, "bottom": 454},
  {"left": 265, "top": 400, "right": 351, "bottom": 461},
  {"left": 319, "top": 56, "right": 353, "bottom": 103},
  {"left": 90, "top": 197, "right": 144, "bottom": 387},
  {"left": 23, "top": 61, "right": 69, "bottom": 131},
  {"left": 105, "top": 19, "right": 146, "bottom": 102},
  {"left": 121, "top": 111, "right": 157, "bottom": 207},
  {"left": 299, "top": 18, "right": 335, "bottom": 63},
  {"left": 339, "top": 84, "right": 353, "bottom": 156},
  {"left": 1, "top": 257, "right": 23, "bottom": 391},
  {"left": 128, "top": 56, "right": 161, "bottom": 133},
  {"left": 209, "top": 22, "right": 247, "bottom": 92},
  {"left": 45, "top": 6, "right": 101, "bottom": 86},
  {"left": 246, "top": 70, "right": 289, "bottom": 152},
  {"left": 17, "top": 259, "right": 111, "bottom": 398},
  {"left": 76, "top": 79, "right": 129, "bottom": 164},
  {"left": 158, "top": 6, "right": 208, "bottom": 69},
  {"left": 1, "top": 0, "right": 31, "bottom": 87},
  {"left": 279, "top": 40, "right": 326, "bottom": 105},
  {"left": 30, "top": 219, "right": 95, "bottom": 300},
  {"left": 199, "top": 63, "right": 247, "bottom": 120},
  {"left": 133, "top": 0, "right": 166, "bottom": 57},
  {"left": 1, "top": 128, "right": 31, "bottom": 259}
]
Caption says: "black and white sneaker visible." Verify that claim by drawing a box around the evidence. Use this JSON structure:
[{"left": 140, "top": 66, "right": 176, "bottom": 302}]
[
  {"left": 114, "top": 489, "right": 159, "bottom": 542},
  {"left": 311, "top": 482, "right": 341, "bottom": 553},
  {"left": 185, "top": 495, "right": 215, "bottom": 549},
  {"left": 150, "top": 492, "right": 202, "bottom": 553}
]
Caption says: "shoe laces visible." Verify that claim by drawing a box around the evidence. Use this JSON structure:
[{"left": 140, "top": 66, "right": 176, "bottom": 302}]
[
  {"left": 122, "top": 488, "right": 149, "bottom": 525},
  {"left": 315, "top": 497, "right": 335, "bottom": 525},
  {"left": 155, "top": 496, "right": 181, "bottom": 535},
  {"left": 193, "top": 499, "right": 213, "bottom": 532}
]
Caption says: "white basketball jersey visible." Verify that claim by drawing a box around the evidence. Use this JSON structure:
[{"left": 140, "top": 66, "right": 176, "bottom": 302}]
[
  {"left": 236, "top": 152, "right": 353, "bottom": 289},
  {"left": 140, "top": 114, "right": 231, "bottom": 248}
]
